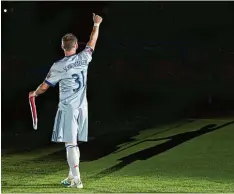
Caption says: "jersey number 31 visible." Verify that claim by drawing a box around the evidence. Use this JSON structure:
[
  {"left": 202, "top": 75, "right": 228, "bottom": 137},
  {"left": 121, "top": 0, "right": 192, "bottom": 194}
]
[{"left": 72, "top": 71, "right": 85, "bottom": 92}]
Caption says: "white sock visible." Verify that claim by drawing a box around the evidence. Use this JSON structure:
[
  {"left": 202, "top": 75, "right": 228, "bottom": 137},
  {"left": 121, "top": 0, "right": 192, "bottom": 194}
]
[
  {"left": 65, "top": 143, "right": 81, "bottom": 183},
  {"left": 66, "top": 149, "right": 74, "bottom": 179},
  {"left": 68, "top": 168, "right": 73, "bottom": 179},
  {"left": 75, "top": 146, "right": 81, "bottom": 182}
]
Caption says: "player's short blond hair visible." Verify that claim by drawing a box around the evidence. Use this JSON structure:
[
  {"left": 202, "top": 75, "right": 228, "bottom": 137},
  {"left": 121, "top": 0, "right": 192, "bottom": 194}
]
[{"left": 61, "top": 33, "right": 78, "bottom": 51}]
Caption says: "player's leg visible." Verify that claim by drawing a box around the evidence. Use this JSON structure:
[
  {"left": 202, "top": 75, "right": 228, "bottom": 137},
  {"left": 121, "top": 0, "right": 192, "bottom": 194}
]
[
  {"left": 65, "top": 142, "right": 81, "bottom": 183},
  {"left": 61, "top": 151, "right": 74, "bottom": 185},
  {"left": 64, "top": 106, "right": 88, "bottom": 188},
  {"left": 66, "top": 150, "right": 74, "bottom": 181},
  {"left": 61, "top": 143, "right": 82, "bottom": 188},
  {"left": 68, "top": 168, "right": 73, "bottom": 179},
  {"left": 62, "top": 108, "right": 83, "bottom": 188},
  {"left": 50, "top": 109, "right": 80, "bottom": 187}
]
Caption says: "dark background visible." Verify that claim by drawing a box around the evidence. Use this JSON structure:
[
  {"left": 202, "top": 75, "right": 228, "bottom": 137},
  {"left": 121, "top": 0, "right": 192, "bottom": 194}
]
[{"left": 2, "top": 2, "right": 234, "bottom": 152}]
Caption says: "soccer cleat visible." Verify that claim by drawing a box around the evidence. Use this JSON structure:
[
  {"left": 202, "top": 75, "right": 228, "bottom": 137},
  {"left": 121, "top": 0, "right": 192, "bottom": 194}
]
[
  {"left": 67, "top": 180, "right": 83, "bottom": 189},
  {"left": 61, "top": 177, "right": 73, "bottom": 186}
]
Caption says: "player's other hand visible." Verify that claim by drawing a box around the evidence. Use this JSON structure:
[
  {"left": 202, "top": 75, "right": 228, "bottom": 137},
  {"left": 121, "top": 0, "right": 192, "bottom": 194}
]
[
  {"left": 93, "top": 13, "right": 103, "bottom": 24},
  {"left": 29, "top": 91, "right": 37, "bottom": 98}
]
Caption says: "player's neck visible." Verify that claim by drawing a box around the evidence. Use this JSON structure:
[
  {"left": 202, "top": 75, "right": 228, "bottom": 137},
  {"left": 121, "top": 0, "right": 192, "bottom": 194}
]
[{"left": 64, "top": 51, "right": 76, "bottom": 57}]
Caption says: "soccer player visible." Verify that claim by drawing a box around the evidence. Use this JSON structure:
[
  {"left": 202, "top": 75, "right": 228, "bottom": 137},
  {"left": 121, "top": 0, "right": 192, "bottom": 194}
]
[{"left": 28, "top": 13, "right": 103, "bottom": 188}]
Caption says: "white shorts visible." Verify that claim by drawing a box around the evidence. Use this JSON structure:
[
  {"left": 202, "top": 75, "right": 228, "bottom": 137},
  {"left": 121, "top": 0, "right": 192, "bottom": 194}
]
[{"left": 51, "top": 106, "right": 88, "bottom": 143}]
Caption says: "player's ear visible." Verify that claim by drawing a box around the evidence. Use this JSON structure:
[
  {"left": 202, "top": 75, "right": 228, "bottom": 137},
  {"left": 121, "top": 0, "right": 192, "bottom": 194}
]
[
  {"left": 61, "top": 44, "right": 64, "bottom": 50},
  {"left": 75, "top": 43, "right": 78, "bottom": 50}
]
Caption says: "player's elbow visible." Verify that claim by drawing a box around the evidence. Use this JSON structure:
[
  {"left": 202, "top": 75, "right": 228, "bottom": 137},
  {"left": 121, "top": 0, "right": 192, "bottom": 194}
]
[
  {"left": 41, "top": 82, "right": 50, "bottom": 91},
  {"left": 87, "top": 40, "right": 96, "bottom": 50}
]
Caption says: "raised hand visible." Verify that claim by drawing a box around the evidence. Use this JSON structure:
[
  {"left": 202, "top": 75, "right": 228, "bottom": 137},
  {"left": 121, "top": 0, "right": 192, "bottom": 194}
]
[{"left": 93, "top": 13, "right": 103, "bottom": 24}]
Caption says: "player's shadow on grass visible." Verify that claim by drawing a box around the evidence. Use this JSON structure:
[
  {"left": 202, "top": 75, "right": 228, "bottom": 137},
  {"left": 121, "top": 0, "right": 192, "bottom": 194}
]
[
  {"left": 93, "top": 120, "right": 234, "bottom": 178},
  {"left": 32, "top": 120, "right": 194, "bottom": 163}
]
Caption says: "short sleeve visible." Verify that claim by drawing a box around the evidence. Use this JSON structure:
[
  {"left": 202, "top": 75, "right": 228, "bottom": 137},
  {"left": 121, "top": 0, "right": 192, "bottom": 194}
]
[
  {"left": 44, "top": 64, "right": 61, "bottom": 87},
  {"left": 80, "top": 46, "right": 94, "bottom": 63}
]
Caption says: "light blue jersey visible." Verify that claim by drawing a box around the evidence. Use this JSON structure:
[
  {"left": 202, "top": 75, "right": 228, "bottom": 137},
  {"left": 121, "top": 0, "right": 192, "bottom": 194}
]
[
  {"left": 45, "top": 46, "right": 93, "bottom": 110},
  {"left": 46, "top": 46, "right": 93, "bottom": 143}
]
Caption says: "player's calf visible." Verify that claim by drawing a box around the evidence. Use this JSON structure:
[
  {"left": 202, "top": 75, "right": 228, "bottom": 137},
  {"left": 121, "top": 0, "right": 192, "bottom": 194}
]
[{"left": 65, "top": 143, "right": 82, "bottom": 185}]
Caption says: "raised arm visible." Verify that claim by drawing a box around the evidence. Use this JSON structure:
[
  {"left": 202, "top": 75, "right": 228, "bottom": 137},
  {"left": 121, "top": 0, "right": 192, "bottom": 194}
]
[{"left": 86, "top": 13, "right": 103, "bottom": 50}]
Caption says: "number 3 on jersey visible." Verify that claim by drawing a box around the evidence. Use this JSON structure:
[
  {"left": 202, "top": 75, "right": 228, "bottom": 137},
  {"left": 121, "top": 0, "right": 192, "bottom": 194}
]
[{"left": 72, "top": 71, "right": 85, "bottom": 92}]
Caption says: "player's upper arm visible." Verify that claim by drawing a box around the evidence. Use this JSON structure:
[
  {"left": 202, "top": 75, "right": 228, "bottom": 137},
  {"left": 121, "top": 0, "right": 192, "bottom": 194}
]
[
  {"left": 80, "top": 46, "right": 94, "bottom": 63},
  {"left": 86, "top": 40, "right": 96, "bottom": 51},
  {"left": 44, "top": 63, "right": 62, "bottom": 87}
]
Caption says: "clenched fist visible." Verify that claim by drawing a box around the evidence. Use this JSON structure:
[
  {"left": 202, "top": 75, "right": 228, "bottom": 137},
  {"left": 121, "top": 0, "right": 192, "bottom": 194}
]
[{"left": 93, "top": 13, "right": 103, "bottom": 24}]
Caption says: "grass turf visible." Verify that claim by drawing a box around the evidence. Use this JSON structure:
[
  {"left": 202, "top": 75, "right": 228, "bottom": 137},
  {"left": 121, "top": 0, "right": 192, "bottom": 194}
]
[{"left": 2, "top": 118, "right": 234, "bottom": 193}]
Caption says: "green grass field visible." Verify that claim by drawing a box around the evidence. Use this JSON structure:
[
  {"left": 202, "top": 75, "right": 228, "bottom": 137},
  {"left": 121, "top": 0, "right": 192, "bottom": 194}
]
[{"left": 2, "top": 118, "right": 234, "bottom": 193}]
